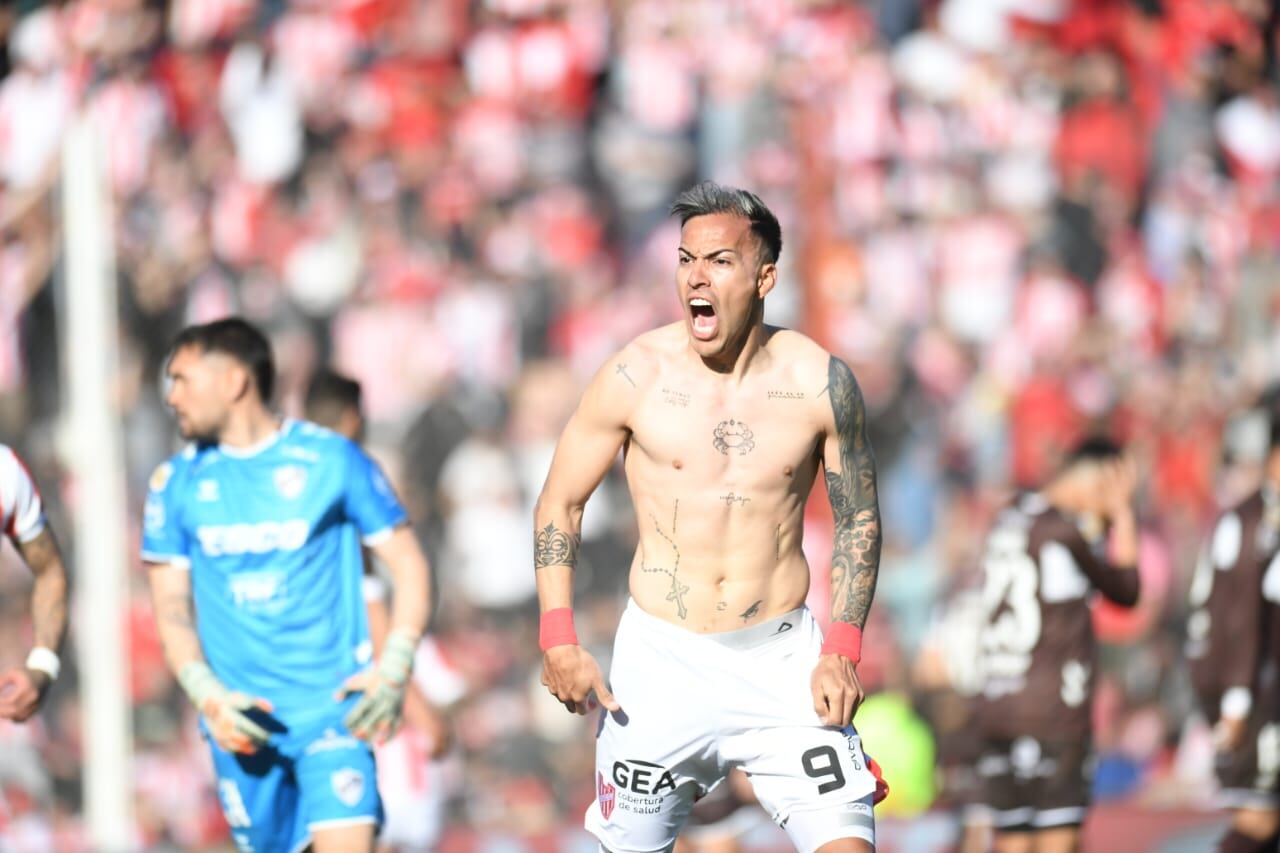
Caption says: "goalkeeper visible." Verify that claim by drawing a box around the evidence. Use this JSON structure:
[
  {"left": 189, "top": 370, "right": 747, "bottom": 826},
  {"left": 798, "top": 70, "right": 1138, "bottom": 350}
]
[{"left": 142, "top": 318, "right": 431, "bottom": 853}]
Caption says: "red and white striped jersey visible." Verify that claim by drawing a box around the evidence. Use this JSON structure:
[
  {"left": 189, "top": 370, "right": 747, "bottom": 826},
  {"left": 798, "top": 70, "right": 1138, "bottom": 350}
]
[{"left": 0, "top": 445, "right": 44, "bottom": 545}]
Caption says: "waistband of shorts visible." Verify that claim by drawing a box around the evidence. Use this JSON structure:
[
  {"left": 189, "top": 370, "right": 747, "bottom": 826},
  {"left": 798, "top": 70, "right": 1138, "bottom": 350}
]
[{"left": 623, "top": 598, "right": 807, "bottom": 651}]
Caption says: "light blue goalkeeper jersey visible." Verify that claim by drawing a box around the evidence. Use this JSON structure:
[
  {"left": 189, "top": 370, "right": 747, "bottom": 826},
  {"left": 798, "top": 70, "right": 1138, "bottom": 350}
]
[{"left": 142, "top": 419, "right": 406, "bottom": 718}]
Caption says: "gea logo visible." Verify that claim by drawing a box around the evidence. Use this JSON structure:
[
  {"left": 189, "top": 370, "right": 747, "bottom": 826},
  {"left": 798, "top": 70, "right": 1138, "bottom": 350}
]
[{"left": 612, "top": 760, "right": 677, "bottom": 795}]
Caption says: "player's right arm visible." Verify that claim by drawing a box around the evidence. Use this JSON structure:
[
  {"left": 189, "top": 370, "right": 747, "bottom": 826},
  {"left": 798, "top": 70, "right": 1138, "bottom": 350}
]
[
  {"left": 0, "top": 451, "right": 68, "bottom": 722},
  {"left": 143, "top": 460, "right": 273, "bottom": 754},
  {"left": 534, "top": 349, "right": 642, "bottom": 715},
  {"left": 1195, "top": 505, "right": 1263, "bottom": 749},
  {"left": 1068, "top": 457, "right": 1140, "bottom": 607}
]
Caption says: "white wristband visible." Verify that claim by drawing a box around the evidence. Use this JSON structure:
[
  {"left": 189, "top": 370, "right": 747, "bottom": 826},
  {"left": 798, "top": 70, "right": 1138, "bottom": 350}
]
[
  {"left": 1221, "top": 686, "right": 1252, "bottom": 720},
  {"left": 25, "top": 647, "right": 60, "bottom": 681}
]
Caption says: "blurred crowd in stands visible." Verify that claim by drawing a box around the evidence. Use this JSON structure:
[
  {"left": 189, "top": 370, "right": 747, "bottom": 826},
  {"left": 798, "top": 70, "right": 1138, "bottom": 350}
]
[{"left": 0, "top": 0, "right": 1278, "bottom": 849}]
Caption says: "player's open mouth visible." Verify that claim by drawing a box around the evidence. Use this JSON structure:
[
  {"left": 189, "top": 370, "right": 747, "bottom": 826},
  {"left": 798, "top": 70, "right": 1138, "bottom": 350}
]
[{"left": 689, "top": 297, "right": 718, "bottom": 340}]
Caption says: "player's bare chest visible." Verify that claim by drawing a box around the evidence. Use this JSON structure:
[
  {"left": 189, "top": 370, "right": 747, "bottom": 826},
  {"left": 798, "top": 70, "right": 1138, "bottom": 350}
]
[{"left": 626, "top": 382, "right": 821, "bottom": 480}]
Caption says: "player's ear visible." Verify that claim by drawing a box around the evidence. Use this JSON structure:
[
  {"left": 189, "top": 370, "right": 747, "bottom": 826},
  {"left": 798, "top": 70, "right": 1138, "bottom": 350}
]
[
  {"left": 756, "top": 261, "right": 777, "bottom": 300},
  {"left": 225, "top": 361, "right": 252, "bottom": 403}
]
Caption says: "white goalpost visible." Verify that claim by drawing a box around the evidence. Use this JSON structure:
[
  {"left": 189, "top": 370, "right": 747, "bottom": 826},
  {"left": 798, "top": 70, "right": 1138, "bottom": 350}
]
[{"left": 59, "top": 115, "right": 134, "bottom": 849}]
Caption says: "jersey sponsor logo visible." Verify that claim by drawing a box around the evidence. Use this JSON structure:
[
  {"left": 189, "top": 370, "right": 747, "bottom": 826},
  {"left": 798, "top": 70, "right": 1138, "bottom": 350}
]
[
  {"left": 274, "top": 465, "right": 307, "bottom": 500},
  {"left": 606, "top": 760, "right": 676, "bottom": 815},
  {"left": 149, "top": 462, "right": 173, "bottom": 493},
  {"left": 612, "top": 759, "right": 677, "bottom": 796},
  {"left": 597, "top": 771, "right": 616, "bottom": 821},
  {"left": 197, "top": 479, "right": 220, "bottom": 502},
  {"left": 331, "top": 767, "right": 365, "bottom": 807},
  {"left": 196, "top": 520, "right": 310, "bottom": 557},
  {"left": 229, "top": 570, "right": 287, "bottom": 609}
]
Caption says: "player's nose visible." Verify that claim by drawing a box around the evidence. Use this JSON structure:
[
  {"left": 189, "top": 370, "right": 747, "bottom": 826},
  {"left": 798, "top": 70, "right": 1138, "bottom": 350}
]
[{"left": 687, "top": 260, "right": 710, "bottom": 288}]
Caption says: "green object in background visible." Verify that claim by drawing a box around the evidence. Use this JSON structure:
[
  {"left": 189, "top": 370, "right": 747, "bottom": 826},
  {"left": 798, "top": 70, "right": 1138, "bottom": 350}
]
[{"left": 856, "top": 691, "right": 937, "bottom": 817}]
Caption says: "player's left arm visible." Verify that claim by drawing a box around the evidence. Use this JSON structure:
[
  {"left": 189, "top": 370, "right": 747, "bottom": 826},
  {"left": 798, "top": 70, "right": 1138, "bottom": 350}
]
[
  {"left": 0, "top": 528, "right": 69, "bottom": 721},
  {"left": 336, "top": 442, "right": 432, "bottom": 742},
  {"left": 367, "top": 527, "right": 431, "bottom": 649},
  {"left": 813, "top": 354, "right": 881, "bottom": 726}
]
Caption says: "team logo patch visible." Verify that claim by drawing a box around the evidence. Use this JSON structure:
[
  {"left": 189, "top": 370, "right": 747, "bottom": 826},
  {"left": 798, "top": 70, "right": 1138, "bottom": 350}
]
[
  {"left": 331, "top": 767, "right": 365, "bottom": 807},
  {"left": 597, "top": 771, "right": 616, "bottom": 821},
  {"left": 149, "top": 462, "right": 172, "bottom": 492},
  {"left": 274, "top": 465, "right": 307, "bottom": 500}
]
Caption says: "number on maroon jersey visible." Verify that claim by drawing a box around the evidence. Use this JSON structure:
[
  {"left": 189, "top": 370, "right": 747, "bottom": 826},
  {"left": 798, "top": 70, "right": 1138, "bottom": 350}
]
[{"left": 980, "top": 525, "right": 1041, "bottom": 680}]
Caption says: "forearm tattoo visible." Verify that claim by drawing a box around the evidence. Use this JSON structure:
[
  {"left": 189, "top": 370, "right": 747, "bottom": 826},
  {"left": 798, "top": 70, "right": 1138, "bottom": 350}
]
[
  {"left": 822, "top": 357, "right": 881, "bottom": 628},
  {"left": 534, "top": 522, "right": 581, "bottom": 570}
]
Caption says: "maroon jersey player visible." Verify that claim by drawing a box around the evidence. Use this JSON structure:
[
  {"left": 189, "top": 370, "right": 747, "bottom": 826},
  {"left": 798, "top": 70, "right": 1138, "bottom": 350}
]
[
  {"left": 1187, "top": 412, "right": 1280, "bottom": 853},
  {"left": 975, "top": 437, "right": 1139, "bottom": 853}
]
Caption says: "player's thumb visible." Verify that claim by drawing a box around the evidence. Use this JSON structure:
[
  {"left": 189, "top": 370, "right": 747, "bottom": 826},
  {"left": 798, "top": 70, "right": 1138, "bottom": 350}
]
[
  {"left": 333, "top": 671, "right": 368, "bottom": 701},
  {"left": 593, "top": 678, "right": 620, "bottom": 712},
  {"left": 227, "top": 692, "right": 274, "bottom": 714}
]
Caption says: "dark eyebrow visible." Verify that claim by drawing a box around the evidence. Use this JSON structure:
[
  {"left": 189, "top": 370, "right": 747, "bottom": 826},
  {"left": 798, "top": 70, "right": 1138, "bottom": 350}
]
[{"left": 677, "top": 247, "right": 739, "bottom": 258}]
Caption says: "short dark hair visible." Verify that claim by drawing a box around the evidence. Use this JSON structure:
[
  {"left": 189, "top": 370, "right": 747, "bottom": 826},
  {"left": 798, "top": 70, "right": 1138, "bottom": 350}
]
[
  {"left": 306, "top": 369, "right": 362, "bottom": 423},
  {"left": 1064, "top": 435, "right": 1124, "bottom": 467},
  {"left": 669, "top": 181, "right": 783, "bottom": 265},
  {"left": 170, "top": 317, "right": 275, "bottom": 402}
]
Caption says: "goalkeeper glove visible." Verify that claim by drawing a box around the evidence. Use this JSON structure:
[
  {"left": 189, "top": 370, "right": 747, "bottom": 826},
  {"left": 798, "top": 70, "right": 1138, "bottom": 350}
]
[
  {"left": 338, "top": 629, "right": 416, "bottom": 743},
  {"left": 178, "top": 662, "right": 273, "bottom": 754}
]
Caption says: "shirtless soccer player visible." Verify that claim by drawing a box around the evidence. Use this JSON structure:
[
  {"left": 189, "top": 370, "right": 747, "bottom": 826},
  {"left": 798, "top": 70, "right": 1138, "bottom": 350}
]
[{"left": 535, "top": 182, "right": 886, "bottom": 853}]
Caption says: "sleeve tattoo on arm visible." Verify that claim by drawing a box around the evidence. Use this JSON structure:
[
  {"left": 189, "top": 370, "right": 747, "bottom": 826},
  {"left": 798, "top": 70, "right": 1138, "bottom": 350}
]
[
  {"left": 823, "top": 357, "right": 881, "bottom": 628},
  {"left": 535, "top": 522, "right": 581, "bottom": 570},
  {"left": 158, "top": 589, "right": 197, "bottom": 631}
]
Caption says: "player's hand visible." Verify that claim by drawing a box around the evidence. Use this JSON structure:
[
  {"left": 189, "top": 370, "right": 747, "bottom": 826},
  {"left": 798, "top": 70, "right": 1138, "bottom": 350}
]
[
  {"left": 338, "top": 629, "right": 416, "bottom": 744},
  {"left": 0, "top": 667, "right": 51, "bottom": 722},
  {"left": 811, "top": 653, "right": 864, "bottom": 726},
  {"left": 1101, "top": 457, "right": 1138, "bottom": 520},
  {"left": 541, "top": 645, "right": 619, "bottom": 716},
  {"left": 178, "top": 662, "right": 273, "bottom": 755},
  {"left": 1215, "top": 715, "right": 1248, "bottom": 752}
]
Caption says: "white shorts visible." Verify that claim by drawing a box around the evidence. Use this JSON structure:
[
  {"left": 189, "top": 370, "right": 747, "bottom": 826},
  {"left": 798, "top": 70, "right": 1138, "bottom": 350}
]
[
  {"left": 585, "top": 600, "right": 878, "bottom": 853},
  {"left": 375, "top": 730, "right": 449, "bottom": 851}
]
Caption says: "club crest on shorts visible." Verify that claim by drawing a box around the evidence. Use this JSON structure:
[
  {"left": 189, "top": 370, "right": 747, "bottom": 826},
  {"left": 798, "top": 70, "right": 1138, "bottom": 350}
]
[
  {"left": 597, "top": 771, "right": 616, "bottom": 820},
  {"left": 274, "top": 465, "right": 307, "bottom": 500},
  {"left": 331, "top": 767, "right": 365, "bottom": 807}
]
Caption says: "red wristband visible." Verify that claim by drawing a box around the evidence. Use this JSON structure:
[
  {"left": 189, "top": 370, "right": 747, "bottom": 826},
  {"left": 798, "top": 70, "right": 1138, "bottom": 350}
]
[
  {"left": 821, "top": 621, "right": 862, "bottom": 664},
  {"left": 539, "top": 607, "right": 579, "bottom": 651}
]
